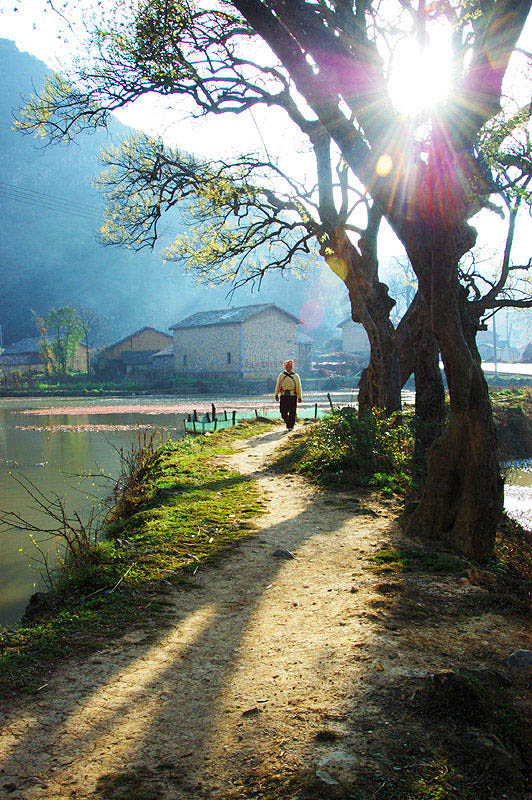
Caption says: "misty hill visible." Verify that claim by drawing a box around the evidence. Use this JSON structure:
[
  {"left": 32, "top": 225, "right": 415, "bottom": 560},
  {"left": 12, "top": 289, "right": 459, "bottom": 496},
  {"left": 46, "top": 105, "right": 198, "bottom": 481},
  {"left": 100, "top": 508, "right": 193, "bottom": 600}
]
[{"left": 0, "top": 39, "right": 345, "bottom": 347}]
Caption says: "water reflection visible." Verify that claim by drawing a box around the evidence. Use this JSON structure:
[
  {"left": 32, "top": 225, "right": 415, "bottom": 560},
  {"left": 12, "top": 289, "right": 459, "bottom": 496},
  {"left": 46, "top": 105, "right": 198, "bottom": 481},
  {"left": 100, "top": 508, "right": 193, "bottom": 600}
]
[
  {"left": 504, "top": 460, "right": 532, "bottom": 532},
  {"left": 0, "top": 398, "right": 182, "bottom": 627}
]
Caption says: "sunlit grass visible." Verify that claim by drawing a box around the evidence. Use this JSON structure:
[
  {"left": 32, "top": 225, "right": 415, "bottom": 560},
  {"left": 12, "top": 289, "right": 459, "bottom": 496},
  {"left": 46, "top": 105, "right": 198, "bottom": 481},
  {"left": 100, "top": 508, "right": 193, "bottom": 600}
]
[{"left": 0, "top": 421, "right": 274, "bottom": 691}]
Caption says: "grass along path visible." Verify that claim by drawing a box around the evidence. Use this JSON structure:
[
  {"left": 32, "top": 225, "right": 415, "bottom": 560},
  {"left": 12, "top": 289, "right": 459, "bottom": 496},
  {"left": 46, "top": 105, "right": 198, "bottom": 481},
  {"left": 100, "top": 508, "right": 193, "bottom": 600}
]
[
  {"left": 0, "top": 422, "right": 271, "bottom": 692},
  {"left": 0, "top": 425, "right": 530, "bottom": 799}
]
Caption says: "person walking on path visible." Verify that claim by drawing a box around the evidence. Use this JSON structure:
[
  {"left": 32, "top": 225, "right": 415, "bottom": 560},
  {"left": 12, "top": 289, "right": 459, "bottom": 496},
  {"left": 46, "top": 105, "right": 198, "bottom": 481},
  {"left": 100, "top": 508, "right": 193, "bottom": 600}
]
[{"left": 275, "top": 360, "right": 302, "bottom": 431}]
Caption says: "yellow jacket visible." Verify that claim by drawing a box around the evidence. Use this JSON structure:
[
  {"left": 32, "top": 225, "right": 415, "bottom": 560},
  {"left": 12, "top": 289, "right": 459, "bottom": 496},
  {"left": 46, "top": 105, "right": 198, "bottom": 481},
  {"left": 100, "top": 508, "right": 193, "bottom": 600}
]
[{"left": 275, "top": 371, "right": 302, "bottom": 402}]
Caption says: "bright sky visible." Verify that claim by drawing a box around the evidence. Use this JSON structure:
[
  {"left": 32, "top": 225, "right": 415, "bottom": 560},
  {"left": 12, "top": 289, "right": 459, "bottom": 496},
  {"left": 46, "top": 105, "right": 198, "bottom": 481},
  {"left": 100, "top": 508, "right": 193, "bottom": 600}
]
[{"left": 1, "top": 1, "right": 532, "bottom": 275}]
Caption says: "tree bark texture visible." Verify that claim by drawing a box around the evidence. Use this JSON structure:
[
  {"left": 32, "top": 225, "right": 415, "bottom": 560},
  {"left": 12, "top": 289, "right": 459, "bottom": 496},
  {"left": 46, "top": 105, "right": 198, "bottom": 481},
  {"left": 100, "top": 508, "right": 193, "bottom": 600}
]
[
  {"left": 395, "top": 293, "right": 446, "bottom": 473},
  {"left": 386, "top": 124, "right": 504, "bottom": 558},
  {"left": 404, "top": 241, "right": 503, "bottom": 559},
  {"left": 323, "top": 227, "right": 401, "bottom": 416}
]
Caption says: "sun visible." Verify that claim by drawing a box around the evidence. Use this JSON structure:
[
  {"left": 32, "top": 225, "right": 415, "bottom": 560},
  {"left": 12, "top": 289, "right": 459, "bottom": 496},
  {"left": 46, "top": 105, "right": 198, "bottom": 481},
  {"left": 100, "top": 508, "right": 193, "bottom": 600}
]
[{"left": 388, "top": 32, "right": 452, "bottom": 117}]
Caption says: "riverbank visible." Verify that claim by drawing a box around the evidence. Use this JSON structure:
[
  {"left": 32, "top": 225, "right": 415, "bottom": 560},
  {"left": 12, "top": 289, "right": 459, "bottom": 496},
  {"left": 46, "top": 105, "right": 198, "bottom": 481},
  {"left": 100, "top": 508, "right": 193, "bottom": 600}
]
[
  {"left": 491, "top": 388, "right": 532, "bottom": 459},
  {"left": 0, "top": 375, "right": 278, "bottom": 398},
  {"left": 1, "top": 365, "right": 531, "bottom": 399},
  {"left": 0, "top": 420, "right": 531, "bottom": 800},
  {"left": 0, "top": 421, "right": 274, "bottom": 691}
]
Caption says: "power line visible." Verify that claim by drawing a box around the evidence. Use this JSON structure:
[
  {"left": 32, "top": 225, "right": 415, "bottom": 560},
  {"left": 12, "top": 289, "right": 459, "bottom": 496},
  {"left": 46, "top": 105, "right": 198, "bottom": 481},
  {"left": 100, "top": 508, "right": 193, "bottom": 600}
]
[
  {"left": 0, "top": 179, "right": 102, "bottom": 213},
  {"left": 0, "top": 189, "right": 101, "bottom": 222},
  {"left": 0, "top": 179, "right": 184, "bottom": 240}
]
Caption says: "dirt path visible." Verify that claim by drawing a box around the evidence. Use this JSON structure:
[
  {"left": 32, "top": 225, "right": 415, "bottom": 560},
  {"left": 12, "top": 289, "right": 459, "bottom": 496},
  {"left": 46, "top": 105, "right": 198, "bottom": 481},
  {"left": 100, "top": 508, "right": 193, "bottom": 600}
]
[{"left": 0, "top": 429, "right": 529, "bottom": 800}]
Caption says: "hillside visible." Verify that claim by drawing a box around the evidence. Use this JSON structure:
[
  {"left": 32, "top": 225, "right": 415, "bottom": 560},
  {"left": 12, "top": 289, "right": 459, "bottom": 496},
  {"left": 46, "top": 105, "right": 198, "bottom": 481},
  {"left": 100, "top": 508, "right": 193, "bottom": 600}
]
[{"left": 0, "top": 39, "right": 340, "bottom": 346}]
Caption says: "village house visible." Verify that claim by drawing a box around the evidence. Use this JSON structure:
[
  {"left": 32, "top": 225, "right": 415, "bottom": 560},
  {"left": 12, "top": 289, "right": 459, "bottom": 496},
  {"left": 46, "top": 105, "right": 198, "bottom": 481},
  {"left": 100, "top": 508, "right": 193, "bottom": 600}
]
[
  {"left": 96, "top": 326, "right": 173, "bottom": 378},
  {"left": 337, "top": 318, "right": 370, "bottom": 355},
  {"left": 476, "top": 327, "right": 522, "bottom": 363},
  {"left": 169, "top": 304, "right": 301, "bottom": 380},
  {"left": 297, "top": 332, "right": 313, "bottom": 376},
  {"left": 0, "top": 337, "right": 90, "bottom": 375},
  {"left": 152, "top": 345, "right": 174, "bottom": 376}
]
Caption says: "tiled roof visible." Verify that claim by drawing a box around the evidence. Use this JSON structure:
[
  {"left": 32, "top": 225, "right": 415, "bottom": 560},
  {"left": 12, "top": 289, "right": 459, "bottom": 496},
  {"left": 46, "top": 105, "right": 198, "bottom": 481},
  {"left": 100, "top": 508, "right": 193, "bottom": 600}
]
[
  {"left": 153, "top": 346, "right": 173, "bottom": 359},
  {"left": 170, "top": 303, "right": 301, "bottom": 330},
  {"left": 297, "top": 332, "right": 313, "bottom": 345},
  {"left": 0, "top": 353, "right": 41, "bottom": 366},
  {"left": 2, "top": 337, "right": 42, "bottom": 354}
]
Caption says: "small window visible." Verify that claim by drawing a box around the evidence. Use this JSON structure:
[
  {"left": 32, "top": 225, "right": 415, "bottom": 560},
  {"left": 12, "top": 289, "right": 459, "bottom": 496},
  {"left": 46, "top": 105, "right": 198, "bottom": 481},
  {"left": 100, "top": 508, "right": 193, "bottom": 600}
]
[
  {"left": 227, "top": 352, "right": 232, "bottom": 364},
  {"left": 183, "top": 354, "right": 187, "bottom": 367}
]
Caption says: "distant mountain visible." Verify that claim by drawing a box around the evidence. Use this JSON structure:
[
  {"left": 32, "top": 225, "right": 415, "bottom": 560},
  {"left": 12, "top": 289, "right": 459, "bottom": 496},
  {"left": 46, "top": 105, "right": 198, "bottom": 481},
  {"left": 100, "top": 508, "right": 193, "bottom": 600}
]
[{"left": 0, "top": 39, "right": 345, "bottom": 348}]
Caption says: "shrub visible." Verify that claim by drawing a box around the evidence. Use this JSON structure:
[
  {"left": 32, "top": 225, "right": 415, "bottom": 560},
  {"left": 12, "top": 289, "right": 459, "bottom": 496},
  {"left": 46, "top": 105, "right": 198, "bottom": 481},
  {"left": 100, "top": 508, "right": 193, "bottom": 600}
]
[{"left": 276, "top": 406, "right": 413, "bottom": 491}]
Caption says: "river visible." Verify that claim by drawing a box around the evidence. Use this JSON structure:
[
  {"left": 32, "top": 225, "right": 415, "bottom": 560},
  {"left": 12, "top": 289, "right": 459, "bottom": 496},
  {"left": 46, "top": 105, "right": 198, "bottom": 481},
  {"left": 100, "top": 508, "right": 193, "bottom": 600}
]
[
  {"left": 504, "top": 460, "right": 532, "bottom": 533},
  {"left": 0, "top": 392, "right": 530, "bottom": 627},
  {"left": 0, "top": 393, "right": 342, "bottom": 626}
]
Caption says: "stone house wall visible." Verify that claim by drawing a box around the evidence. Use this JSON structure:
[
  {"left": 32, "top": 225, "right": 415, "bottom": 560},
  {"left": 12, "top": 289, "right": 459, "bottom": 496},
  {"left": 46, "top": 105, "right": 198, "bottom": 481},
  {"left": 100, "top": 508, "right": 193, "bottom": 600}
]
[
  {"left": 172, "top": 308, "right": 298, "bottom": 379},
  {"left": 240, "top": 309, "right": 296, "bottom": 379},
  {"left": 173, "top": 323, "right": 241, "bottom": 372}
]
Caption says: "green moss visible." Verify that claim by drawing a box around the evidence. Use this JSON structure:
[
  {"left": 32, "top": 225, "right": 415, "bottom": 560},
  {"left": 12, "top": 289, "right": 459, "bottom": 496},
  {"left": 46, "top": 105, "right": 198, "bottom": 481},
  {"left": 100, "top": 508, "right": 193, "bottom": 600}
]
[
  {"left": 369, "top": 548, "right": 409, "bottom": 572},
  {"left": 369, "top": 548, "right": 465, "bottom": 574}
]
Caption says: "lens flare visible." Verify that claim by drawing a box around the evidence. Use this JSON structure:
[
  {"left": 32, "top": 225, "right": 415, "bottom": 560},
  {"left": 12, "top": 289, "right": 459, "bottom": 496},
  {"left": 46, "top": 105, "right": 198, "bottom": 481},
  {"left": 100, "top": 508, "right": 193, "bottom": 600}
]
[
  {"left": 376, "top": 154, "right": 393, "bottom": 176},
  {"left": 299, "top": 298, "right": 325, "bottom": 330}
]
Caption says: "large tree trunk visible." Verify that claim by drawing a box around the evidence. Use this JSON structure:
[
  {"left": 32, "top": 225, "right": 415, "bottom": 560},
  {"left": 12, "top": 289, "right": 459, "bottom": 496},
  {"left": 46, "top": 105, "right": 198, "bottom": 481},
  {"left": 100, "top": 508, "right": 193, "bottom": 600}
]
[
  {"left": 412, "top": 320, "right": 445, "bottom": 475},
  {"left": 356, "top": 299, "right": 400, "bottom": 416},
  {"left": 323, "top": 218, "right": 401, "bottom": 416},
  {"left": 395, "top": 294, "right": 446, "bottom": 473},
  {"left": 235, "top": 0, "right": 529, "bottom": 563},
  {"left": 405, "top": 259, "right": 503, "bottom": 559},
  {"left": 395, "top": 120, "right": 504, "bottom": 559}
]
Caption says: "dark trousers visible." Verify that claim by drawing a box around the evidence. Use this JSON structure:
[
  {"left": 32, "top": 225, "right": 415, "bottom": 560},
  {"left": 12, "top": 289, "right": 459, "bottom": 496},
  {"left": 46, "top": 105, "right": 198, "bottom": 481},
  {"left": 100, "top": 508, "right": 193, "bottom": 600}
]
[{"left": 279, "top": 394, "right": 297, "bottom": 429}]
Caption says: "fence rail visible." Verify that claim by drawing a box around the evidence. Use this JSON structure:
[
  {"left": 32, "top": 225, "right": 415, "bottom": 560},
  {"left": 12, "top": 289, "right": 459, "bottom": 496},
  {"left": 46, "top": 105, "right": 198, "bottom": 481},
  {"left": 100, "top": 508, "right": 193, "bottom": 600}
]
[{"left": 183, "top": 402, "right": 333, "bottom": 435}]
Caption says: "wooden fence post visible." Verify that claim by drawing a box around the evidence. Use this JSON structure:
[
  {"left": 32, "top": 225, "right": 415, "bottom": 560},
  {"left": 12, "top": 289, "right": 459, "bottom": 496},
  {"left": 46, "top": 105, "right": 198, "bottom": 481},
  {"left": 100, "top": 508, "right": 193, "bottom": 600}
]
[
  {"left": 327, "top": 393, "right": 333, "bottom": 409},
  {"left": 232, "top": 410, "right": 236, "bottom": 426}
]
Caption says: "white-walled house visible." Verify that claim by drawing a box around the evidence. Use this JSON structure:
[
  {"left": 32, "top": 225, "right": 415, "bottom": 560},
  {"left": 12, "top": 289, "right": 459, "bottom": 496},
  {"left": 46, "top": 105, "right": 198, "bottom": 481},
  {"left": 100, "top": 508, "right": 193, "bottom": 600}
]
[
  {"left": 169, "top": 304, "right": 301, "bottom": 380},
  {"left": 337, "top": 318, "right": 370, "bottom": 355},
  {"left": 297, "top": 332, "right": 313, "bottom": 375}
]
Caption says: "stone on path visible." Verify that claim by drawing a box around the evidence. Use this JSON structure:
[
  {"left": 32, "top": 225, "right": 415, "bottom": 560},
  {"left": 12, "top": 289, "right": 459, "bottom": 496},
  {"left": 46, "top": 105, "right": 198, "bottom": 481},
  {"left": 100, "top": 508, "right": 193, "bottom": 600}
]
[
  {"left": 506, "top": 649, "right": 532, "bottom": 669},
  {"left": 272, "top": 548, "right": 295, "bottom": 560}
]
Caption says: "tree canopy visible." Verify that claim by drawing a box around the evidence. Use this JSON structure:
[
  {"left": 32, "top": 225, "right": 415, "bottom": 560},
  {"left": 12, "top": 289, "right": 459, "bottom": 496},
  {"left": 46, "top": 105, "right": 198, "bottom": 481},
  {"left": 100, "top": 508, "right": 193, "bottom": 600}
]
[{"left": 14, "top": 0, "right": 532, "bottom": 558}]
